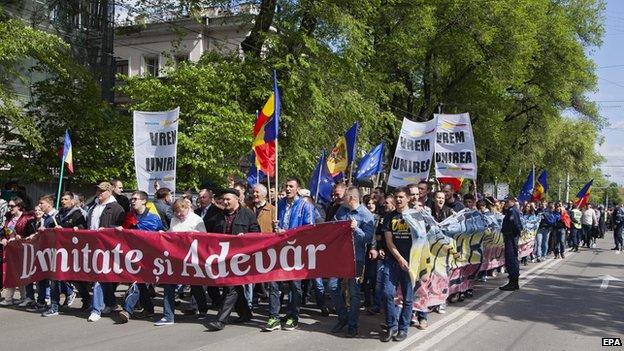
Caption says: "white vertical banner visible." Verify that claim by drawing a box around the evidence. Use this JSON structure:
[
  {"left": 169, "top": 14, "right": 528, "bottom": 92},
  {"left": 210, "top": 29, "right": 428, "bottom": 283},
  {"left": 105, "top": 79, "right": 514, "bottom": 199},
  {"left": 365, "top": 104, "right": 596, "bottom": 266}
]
[
  {"left": 133, "top": 107, "right": 180, "bottom": 196},
  {"left": 483, "top": 183, "right": 495, "bottom": 197},
  {"left": 434, "top": 113, "right": 477, "bottom": 179},
  {"left": 388, "top": 117, "right": 437, "bottom": 187}
]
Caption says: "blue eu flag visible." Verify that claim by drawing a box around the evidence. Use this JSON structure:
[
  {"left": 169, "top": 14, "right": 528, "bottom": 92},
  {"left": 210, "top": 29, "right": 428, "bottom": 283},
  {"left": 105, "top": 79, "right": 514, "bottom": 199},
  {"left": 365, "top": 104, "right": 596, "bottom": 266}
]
[{"left": 355, "top": 142, "right": 384, "bottom": 181}]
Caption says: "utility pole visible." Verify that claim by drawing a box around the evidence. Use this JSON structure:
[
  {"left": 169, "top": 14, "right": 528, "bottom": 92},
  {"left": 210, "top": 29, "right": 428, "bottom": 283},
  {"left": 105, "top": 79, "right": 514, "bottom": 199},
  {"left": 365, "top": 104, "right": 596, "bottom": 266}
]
[
  {"left": 565, "top": 173, "right": 570, "bottom": 203},
  {"left": 557, "top": 178, "right": 561, "bottom": 201}
]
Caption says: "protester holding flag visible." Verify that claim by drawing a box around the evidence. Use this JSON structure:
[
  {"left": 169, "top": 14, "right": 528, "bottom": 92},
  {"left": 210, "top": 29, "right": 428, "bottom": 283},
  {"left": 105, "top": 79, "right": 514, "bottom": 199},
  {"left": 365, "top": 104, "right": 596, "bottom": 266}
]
[
  {"left": 329, "top": 186, "right": 375, "bottom": 337},
  {"left": 251, "top": 184, "right": 275, "bottom": 233},
  {"left": 309, "top": 151, "right": 335, "bottom": 205},
  {"left": 264, "top": 178, "right": 315, "bottom": 332},
  {"left": 41, "top": 191, "right": 86, "bottom": 317},
  {"left": 581, "top": 204, "right": 598, "bottom": 248}
]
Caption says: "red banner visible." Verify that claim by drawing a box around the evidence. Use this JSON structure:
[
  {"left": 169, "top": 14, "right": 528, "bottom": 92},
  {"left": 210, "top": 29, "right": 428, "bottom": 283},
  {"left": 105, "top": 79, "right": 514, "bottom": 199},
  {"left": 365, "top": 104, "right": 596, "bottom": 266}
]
[{"left": 2, "top": 222, "right": 355, "bottom": 288}]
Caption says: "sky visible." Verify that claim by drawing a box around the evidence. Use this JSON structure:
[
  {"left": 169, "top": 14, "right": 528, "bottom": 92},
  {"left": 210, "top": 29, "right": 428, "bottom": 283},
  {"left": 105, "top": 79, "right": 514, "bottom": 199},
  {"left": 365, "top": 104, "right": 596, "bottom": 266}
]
[{"left": 592, "top": 0, "right": 624, "bottom": 185}]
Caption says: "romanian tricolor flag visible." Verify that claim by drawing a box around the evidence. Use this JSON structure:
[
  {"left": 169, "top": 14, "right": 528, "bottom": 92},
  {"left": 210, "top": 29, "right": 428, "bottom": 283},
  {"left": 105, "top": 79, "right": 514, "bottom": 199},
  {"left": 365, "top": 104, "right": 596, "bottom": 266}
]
[
  {"left": 575, "top": 179, "right": 593, "bottom": 208},
  {"left": 531, "top": 170, "right": 548, "bottom": 201},
  {"left": 252, "top": 71, "right": 280, "bottom": 177},
  {"left": 62, "top": 130, "right": 74, "bottom": 174},
  {"left": 326, "top": 122, "right": 358, "bottom": 178}
]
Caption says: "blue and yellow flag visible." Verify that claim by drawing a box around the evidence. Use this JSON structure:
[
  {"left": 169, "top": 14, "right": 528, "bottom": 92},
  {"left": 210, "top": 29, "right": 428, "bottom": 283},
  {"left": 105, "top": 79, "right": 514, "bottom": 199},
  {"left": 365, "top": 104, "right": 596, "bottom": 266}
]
[
  {"left": 531, "top": 170, "right": 548, "bottom": 201},
  {"left": 326, "top": 122, "right": 358, "bottom": 178}
]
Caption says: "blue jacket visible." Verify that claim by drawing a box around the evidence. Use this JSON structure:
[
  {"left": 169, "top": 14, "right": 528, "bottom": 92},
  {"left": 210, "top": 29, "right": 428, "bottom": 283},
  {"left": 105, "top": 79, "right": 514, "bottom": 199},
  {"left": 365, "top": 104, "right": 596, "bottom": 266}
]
[
  {"left": 136, "top": 212, "right": 164, "bottom": 231},
  {"left": 334, "top": 204, "right": 375, "bottom": 262},
  {"left": 277, "top": 196, "right": 316, "bottom": 230},
  {"left": 502, "top": 206, "right": 523, "bottom": 237}
]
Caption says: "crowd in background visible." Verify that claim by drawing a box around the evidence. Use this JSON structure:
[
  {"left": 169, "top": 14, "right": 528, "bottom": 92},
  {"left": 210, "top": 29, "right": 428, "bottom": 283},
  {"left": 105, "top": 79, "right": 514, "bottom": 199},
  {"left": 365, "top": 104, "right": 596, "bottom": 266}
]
[{"left": 1, "top": 178, "right": 623, "bottom": 343}]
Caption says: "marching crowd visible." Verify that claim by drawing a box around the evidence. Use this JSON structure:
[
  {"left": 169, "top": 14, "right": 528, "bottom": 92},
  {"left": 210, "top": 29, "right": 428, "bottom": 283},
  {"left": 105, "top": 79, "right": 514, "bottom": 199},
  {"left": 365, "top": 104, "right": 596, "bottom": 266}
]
[{"left": 1, "top": 179, "right": 623, "bottom": 343}]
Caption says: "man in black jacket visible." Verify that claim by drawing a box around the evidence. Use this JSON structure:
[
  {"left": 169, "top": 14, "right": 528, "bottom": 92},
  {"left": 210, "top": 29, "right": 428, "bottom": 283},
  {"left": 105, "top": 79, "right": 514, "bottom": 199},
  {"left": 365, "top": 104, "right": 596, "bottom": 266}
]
[
  {"left": 206, "top": 188, "right": 260, "bottom": 331},
  {"left": 111, "top": 179, "right": 130, "bottom": 213},
  {"left": 500, "top": 196, "right": 523, "bottom": 291},
  {"left": 41, "top": 191, "right": 87, "bottom": 317}
]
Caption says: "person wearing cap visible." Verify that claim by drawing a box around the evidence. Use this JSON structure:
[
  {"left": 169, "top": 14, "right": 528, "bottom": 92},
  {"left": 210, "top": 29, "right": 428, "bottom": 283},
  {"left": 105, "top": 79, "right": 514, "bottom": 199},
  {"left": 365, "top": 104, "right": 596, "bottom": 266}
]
[
  {"left": 86, "top": 182, "right": 126, "bottom": 322},
  {"left": 500, "top": 196, "right": 522, "bottom": 291},
  {"left": 205, "top": 188, "right": 260, "bottom": 331}
]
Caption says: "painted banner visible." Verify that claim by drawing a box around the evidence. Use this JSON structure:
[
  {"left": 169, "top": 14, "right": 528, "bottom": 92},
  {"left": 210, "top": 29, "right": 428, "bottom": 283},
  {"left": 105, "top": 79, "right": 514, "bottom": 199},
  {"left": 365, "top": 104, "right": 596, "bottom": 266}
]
[
  {"left": 133, "top": 107, "right": 180, "bottom": 196},
  {"left": 1, "top": 222, "right": 355, "bottom": 288},
  {"left": 434, "top": 113, "right": 477, "bottom": 179},
  {"left": 406, "top": 209, "right": 539, "bottom": 311},
  {"left": 388, "top": 117, "right": 437, "bottom": 187}
]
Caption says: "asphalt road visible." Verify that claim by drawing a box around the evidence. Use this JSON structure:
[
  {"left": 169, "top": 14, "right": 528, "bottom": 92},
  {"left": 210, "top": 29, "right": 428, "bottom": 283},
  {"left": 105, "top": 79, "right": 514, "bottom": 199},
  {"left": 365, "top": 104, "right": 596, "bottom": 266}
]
[{"left": 1, "top": 235, "right": 622, "bottom": 351}]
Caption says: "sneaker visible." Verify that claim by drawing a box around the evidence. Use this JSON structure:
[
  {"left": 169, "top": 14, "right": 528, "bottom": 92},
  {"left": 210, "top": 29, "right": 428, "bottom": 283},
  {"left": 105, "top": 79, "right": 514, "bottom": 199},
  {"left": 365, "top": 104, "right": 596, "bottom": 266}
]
[
  {"left": 536, "top": 258, "right": 542, "bottom": 263},
  {"left": 346, "top": 328, "right": 359, "bottom": 338},
  {"left": 380, "top": 328, "right": 398, "bottom": 342},
  {"left": 41, "top": 307, "right": 59, "bottom": 317},
  {"left": 87, "top": 312, "right": 101, "bottom": 322},
  {"left": 331, "top": 319, "right": 347, "bottom": 333},
  {"left": 101, "top": 306, "right": 112, "bottom": 315},
  {"left": 65, "top": 291, "right": 76, "bottom": 307},
  {"left": 182, "top": 308, "right": 197, "bottom": 316},
  {"left": 18, "top": 298, "right": 34, "bottom": 308},
  {"left": 416, "top": 319, "right": 428, "bottom": 330},
  {"left": 367, "top": 307, "right": 381, "bottom": 315},
  {"left": 0, "top": 299, "right": 14, "bottom": 307},
  {"left": 561, "top": 253, "right": 565, "bottom": 259},
  {"left": 134, "top": 309, "right": 155, "bottom": 319},
  {"left": 281, "top": 317, "right": 298, "bottom": 331},
  {"left": 118, "top": 310, "right": 130, "bottom": 323},
  {"left": 263, "top": 317, "right": 281, "bottom": 331},
  {"left": 27, "top": 302, "right": 47, "bottom": 312},
  {"left": 112, "top": 304, "right": 123, "bottom": 312},
  {"left": 197, "top": 313, "right": 208, "bottom": 320},
  {"left": 591, "top": 243, "right": 596, "bottom": 248},
  {"left": 206, "top": 321, "right": 225, "bottom": 331},
  {"left": 320, "top": 307, "right": 330, "bottom": 317},
  {"left": 438, "top": 304, "right": 446, "bottom": 314},
  {"left": 154, "top": 318, "right": 174, "bottom": 326}
]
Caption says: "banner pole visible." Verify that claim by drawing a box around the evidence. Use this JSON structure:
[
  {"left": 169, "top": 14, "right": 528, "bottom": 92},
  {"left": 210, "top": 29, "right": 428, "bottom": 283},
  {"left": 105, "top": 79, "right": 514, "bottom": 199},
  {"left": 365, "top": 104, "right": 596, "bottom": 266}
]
[
  {"left": 55, "top": 158, "right": 66, "bottom": 209},
  {"left": 267, "top": 175, "right": 272, "bottom": 206},
  {"left": 315, "top": 153, "right": 323, "bottom": 204}
]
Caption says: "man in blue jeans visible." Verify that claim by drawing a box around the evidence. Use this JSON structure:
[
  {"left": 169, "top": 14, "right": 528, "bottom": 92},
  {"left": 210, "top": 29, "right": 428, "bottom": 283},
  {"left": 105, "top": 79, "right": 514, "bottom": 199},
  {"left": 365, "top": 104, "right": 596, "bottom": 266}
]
[
  {"left": 381, "top": 187, "right": 414, "bottom": 342},
  {"left": 329, "top": 187, "right": 374, "bottom": 337},
  {"left": 118, "top": 191, "right": 164, "bottom": 323},
  {"left": 263, "top": 178, "right": 316, "bottom": 332}
]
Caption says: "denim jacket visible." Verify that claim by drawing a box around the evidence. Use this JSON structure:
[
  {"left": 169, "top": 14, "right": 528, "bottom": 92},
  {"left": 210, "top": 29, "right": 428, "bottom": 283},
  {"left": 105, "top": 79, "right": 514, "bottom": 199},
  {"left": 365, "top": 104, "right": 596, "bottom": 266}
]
[{"left": 334, "top": 204, "right": 375, "bottom": 262}]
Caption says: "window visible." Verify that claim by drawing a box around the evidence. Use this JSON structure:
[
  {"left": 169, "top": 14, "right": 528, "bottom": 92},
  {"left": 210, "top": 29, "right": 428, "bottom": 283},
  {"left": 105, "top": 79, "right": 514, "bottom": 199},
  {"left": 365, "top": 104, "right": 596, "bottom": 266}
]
[
  {"left": 144, "top": 56, "right": 158, "bottom": 77},
  {"left": 174, "top": 54, "right": 189, "bottom": 65},
  {"left": 116, "top": 59, "right": 129, "bottom": 76}
]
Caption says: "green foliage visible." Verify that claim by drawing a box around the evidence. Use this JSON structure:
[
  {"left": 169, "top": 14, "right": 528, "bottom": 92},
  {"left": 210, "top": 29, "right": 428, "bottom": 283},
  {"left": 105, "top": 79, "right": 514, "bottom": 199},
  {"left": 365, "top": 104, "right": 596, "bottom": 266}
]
[{"left": 2, "top": 0, "right": 611, "bottom": 193}]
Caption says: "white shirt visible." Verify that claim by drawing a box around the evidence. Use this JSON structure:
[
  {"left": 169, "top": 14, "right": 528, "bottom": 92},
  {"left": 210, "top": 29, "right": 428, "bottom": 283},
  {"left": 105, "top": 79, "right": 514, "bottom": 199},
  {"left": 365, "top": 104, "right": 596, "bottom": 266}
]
[
  {"left": 90, "top": 196, "right": 116, "bottom": 230},
  {"left": 581, "top": 208, "right": 596, "bottom": 226},
  {"left": 169, "top": 211, "right": 206, "bottom": 232}
]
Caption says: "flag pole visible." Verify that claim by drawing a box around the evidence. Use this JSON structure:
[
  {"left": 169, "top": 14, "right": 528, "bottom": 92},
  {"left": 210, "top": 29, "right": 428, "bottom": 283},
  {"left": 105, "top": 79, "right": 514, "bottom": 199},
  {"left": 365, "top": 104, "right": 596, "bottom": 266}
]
[
  {"left": 315, "top": 152, "right": 324, "bottom": 204},
  {"left": 55, "top": 156, "right": 66, "bottom": 209},
  {"left": 347, "top": 122, "right": 359, "bottom": 187},
  {"left": 273, "top": 70, "right": 279, "bottom": 223},
  {"left": 267, "top": 175, "right": 272, "bottom": 206}
]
